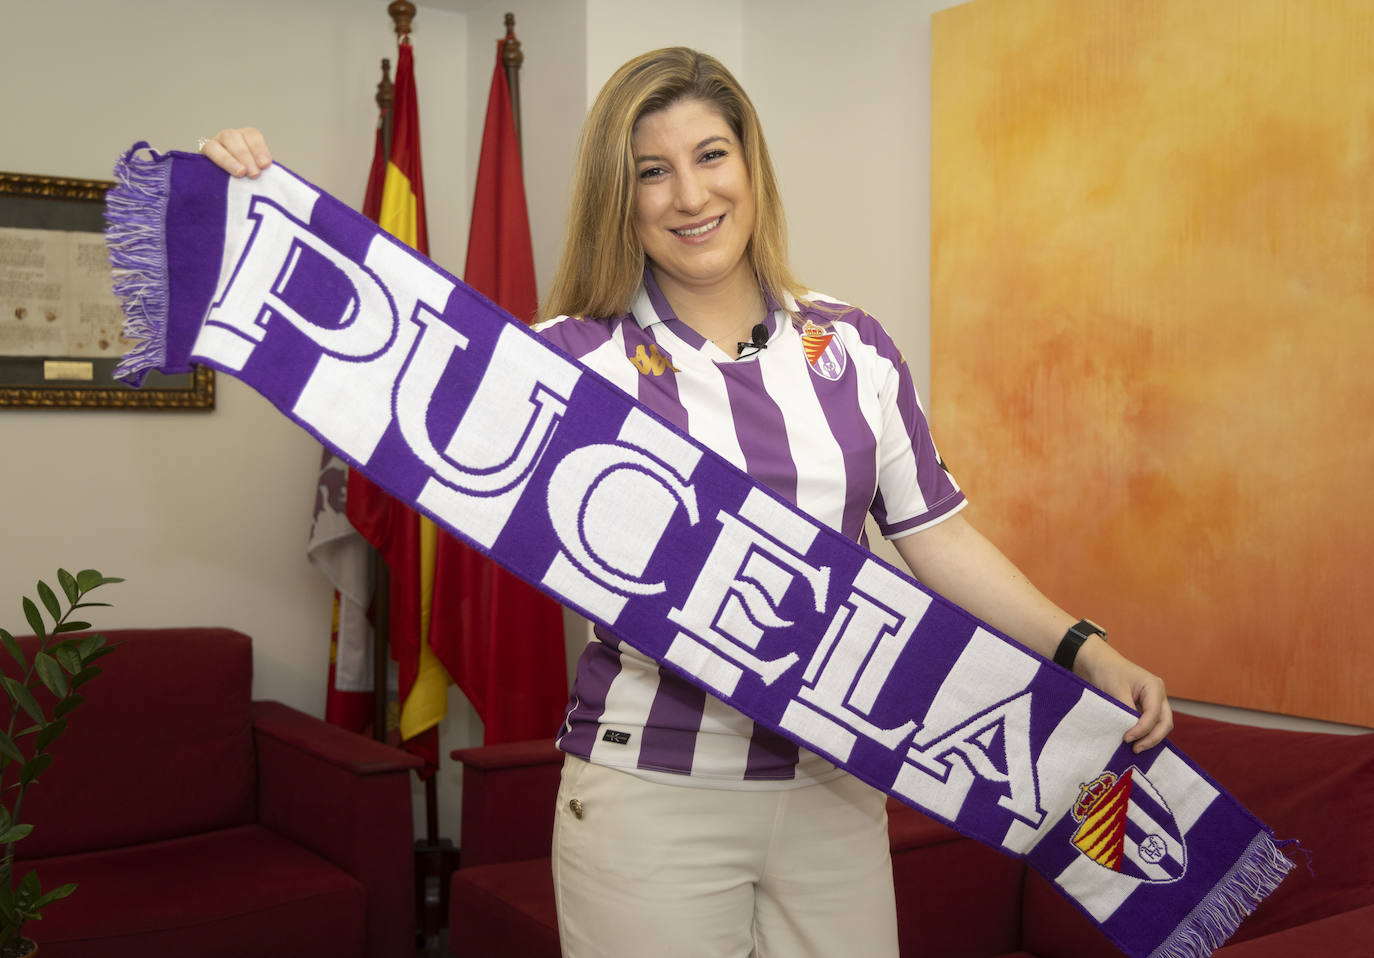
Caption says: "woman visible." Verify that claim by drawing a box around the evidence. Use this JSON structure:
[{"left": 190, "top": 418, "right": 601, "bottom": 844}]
[{"left": 204, "top": 46, "right": 1170, "bottom": 958}]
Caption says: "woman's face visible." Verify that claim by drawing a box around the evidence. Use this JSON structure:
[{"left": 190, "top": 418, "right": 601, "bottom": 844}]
[{"left": 631, "top": 98, "right": 756, "bottom": 299}]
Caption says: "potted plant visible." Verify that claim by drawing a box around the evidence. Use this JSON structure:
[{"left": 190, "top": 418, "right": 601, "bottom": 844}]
[{"left": 0, "top": 569, "right": 120, "bottom": 958}]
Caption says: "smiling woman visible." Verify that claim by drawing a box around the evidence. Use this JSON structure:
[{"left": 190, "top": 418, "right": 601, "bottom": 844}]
[{"left": 525, "top": 46, "right": 1172, "bottom": 958}]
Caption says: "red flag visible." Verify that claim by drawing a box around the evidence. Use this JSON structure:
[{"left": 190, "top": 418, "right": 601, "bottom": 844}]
[
  {"left": 462, "top": 43, "right": 538, "bottom": 324},
  {"left": 428, "top": 41, "right": 568, "bottom": 744},
  {"left": 345, "top": 40, "right": 444, "bottom": 775}
]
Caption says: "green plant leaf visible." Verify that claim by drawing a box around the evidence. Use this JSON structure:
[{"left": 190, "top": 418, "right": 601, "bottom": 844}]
[
  {"left": 54, "top": 621, "right": 92, "bottom": 635},
  {"left": 0, "top": 825, "right": 31, "bottom": 845},
  {"left": 82, "top": 645, "right": 116, "bottom": 666},
  {"left": 19, "top": 754, "right": 52, "bottom": 787},
  {"left": 77, "top": 634, "right": 107, "bottom": 657},
  {"left": 15, "top": 869, "right": 39, "bottom": 909},
  {"left": 35, "top": 581, "right": 60, "bottom": 624},
  {"left": 70, "top": 602, "right": 112, "bottom": 610},
  {"left": 57, "top": 568, "right": 79, "bottom": 604},
  {"left": 1, "top": 678, "right": 44, "bottom": 725},
  {"left": 21, "top": 598, "right": 45, "bottom": 642},
  {"left": 13, "top": 723, "right": 40, "bottom": 739},
  {"left": 53, "top": 644, "right": 82, "bottom": 675},
  {"left": 31, "top": 881, "right": 76, "bottom": 911},
  {"left": 69, "top": 667, "right": 101, "bottom": 690},
  {"left": 34, "top": 653, "right": 68, "bottom": 699},
  {"left": 35, "top": 718, "right": 66, "bottom": 752},
  {"left": 0, "top": 732, "right": 23, "bottom": 766},
  {"left": 74, "top": 571, "right": 122, "bottom": 592},
  {"left": 0, "top": 630, "right": 23, "bottom": 670},
  {"left": 52, "top": 694, "right": 83, "bottom": 719}
]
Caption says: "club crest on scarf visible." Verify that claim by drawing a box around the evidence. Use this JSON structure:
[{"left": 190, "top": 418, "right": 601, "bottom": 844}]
[
  {"left": 1071, "top": 766, "right": 1187, "bottom": 883},
  {"left": 801, "top": 319, "right": 846, "bottom": 381}
]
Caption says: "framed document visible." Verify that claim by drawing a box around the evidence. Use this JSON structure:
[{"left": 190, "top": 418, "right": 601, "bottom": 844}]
[{"left": 0, "top": 170, "right": 213, "bottom": 409}]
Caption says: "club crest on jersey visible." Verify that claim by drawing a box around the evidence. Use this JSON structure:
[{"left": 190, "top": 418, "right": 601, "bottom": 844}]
[
  {"left": 1070, "top": 767, "right": 1187, "bottom": 883},
  {"left": 801, "top": 320, "right": 846, "bottom": 382}
]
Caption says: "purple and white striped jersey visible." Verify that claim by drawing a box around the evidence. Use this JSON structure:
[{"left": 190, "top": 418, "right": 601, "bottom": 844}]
[{"left": 536, "top": 271, "right": 966, "bottom": 788}]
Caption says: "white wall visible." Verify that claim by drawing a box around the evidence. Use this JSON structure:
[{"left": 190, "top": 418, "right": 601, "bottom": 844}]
[
  {"left": 743, "top": 0, "right": 965, "bottom": 405},
  {"left": 584, "top": 0, "right": 745, "bottom": 103}
]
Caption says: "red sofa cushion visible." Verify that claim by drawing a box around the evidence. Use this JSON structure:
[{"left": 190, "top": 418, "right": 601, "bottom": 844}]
[
  {"left": 26, "top": 824, "right": 365, "bottom": 958},
  {"left": 1211, "top": 902, "right": 1374, "bottom": 956},
  {"left": 450, "top": 858, "right": 560, "bottom": 958},
  {"left": 887, "top": 801, "right": 1024, "bottom": 958}
]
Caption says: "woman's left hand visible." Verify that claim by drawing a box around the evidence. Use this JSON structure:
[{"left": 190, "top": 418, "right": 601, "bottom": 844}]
[
  {"left": 1074, "top": 638, "right": 1173, "bottom": 753},
  {"left": 199, "top": 127, "right": 273, "bottom": 178}
]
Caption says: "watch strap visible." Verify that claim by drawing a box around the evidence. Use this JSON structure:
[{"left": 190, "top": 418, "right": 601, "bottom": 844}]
[{"left": 1054, "top": 619, "right": 1107, "bottom": 671}]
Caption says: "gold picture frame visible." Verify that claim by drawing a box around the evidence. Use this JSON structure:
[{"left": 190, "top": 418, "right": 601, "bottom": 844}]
[{"left": 0, "top": 170, "right": 214, "bottom": 409}]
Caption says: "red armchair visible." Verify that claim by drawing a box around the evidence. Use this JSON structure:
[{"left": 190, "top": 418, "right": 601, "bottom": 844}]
[
  {"left": 447, "top": 712, "right": 1374, "bottom": 956},
  {"left": 8, "top": 627, "right": 421, "bottom": 958}
]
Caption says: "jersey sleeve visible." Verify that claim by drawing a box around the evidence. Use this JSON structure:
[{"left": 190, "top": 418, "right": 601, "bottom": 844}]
[{"left": 862, "top": 314, "right": 966, "bottom": 538}]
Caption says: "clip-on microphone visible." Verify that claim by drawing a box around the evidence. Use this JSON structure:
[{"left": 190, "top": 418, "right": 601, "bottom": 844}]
[{"left": 736, "top": 323, "right": 770, "bottom": 358}]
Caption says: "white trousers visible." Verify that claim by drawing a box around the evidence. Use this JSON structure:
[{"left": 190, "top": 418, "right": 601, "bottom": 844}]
[{"left": 551, "top": 756, "right": 899, "bottom": 958}]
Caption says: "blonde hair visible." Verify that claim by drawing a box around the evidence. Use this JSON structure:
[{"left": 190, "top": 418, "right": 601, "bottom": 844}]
[{"left": 542, "top": 47, "right": 808, "bottom": 321}]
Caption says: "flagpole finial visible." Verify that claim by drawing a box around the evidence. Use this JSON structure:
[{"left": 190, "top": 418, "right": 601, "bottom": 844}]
[
  {"left": 388, "top": 0, "right": 416, "bottom": 41},
  {"left": 501, "top": 12, "right": 524, "bottom": 155},
  {"left": 502, "top": 13, "right": 524, "bottom": 71},
  {"left": 376, "top": 57, "right": 394, "bottom": 116}
]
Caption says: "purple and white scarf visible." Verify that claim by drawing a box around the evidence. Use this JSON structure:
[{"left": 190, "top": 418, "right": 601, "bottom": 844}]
[{"left": 105, "top": 144, "right": 1293, "bottom": 958}]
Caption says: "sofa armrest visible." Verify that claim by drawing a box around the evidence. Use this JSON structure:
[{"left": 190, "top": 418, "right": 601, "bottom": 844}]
[
  {"left": 1214, "top": 902, "right": 1374, "bottom": 956},
  {"left": 253, "top": 700, "right": 421, "bottom": 776},
  {"left": 252, "top": 700, "right": 422, "bottom": 958},
  {"left": 451, "top": 739, "right": 563, "bottom": 868}
]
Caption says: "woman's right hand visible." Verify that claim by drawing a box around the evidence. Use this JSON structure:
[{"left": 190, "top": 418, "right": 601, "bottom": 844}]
[{"left": 199, "top": 128, "right": 273, "bottom": 178}]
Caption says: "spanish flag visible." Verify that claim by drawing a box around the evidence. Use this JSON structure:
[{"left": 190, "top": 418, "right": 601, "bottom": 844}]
[{"left": 345, "top": 39, "right": 448, "bottom": 775}]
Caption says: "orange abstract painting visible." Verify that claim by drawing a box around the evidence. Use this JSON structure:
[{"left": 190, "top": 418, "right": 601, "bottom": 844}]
[{"left": 931, "top": 0, "right": 1374, "bottom": 725}]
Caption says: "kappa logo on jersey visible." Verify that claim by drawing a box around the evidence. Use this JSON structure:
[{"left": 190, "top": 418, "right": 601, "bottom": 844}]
[
  {"left": 630, "top": 343, "right": 679, "bottom": 377},
  {"left": 1070, "top": 766, "right": 1187, "bottom": 883},
  {"left": 801, "top": 320, "right": 846, "bottom": 382}
]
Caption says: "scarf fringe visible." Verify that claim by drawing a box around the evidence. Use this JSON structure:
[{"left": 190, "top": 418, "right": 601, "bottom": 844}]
[
  {"left": 1149, "top": 832, "right": 1296, "bottom": 958},
  {"left": 104, "top": 142, "right": 170, "bottom": 386}
]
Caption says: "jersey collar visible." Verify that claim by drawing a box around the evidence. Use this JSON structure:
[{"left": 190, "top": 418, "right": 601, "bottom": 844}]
[{"left": 631, "top": 265, "right": 783, "bottom": 362}]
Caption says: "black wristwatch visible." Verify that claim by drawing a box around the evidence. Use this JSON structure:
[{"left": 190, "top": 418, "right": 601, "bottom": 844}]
[{"left": 1054, "top": 619, "right": 1107, "bottom": 671}]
